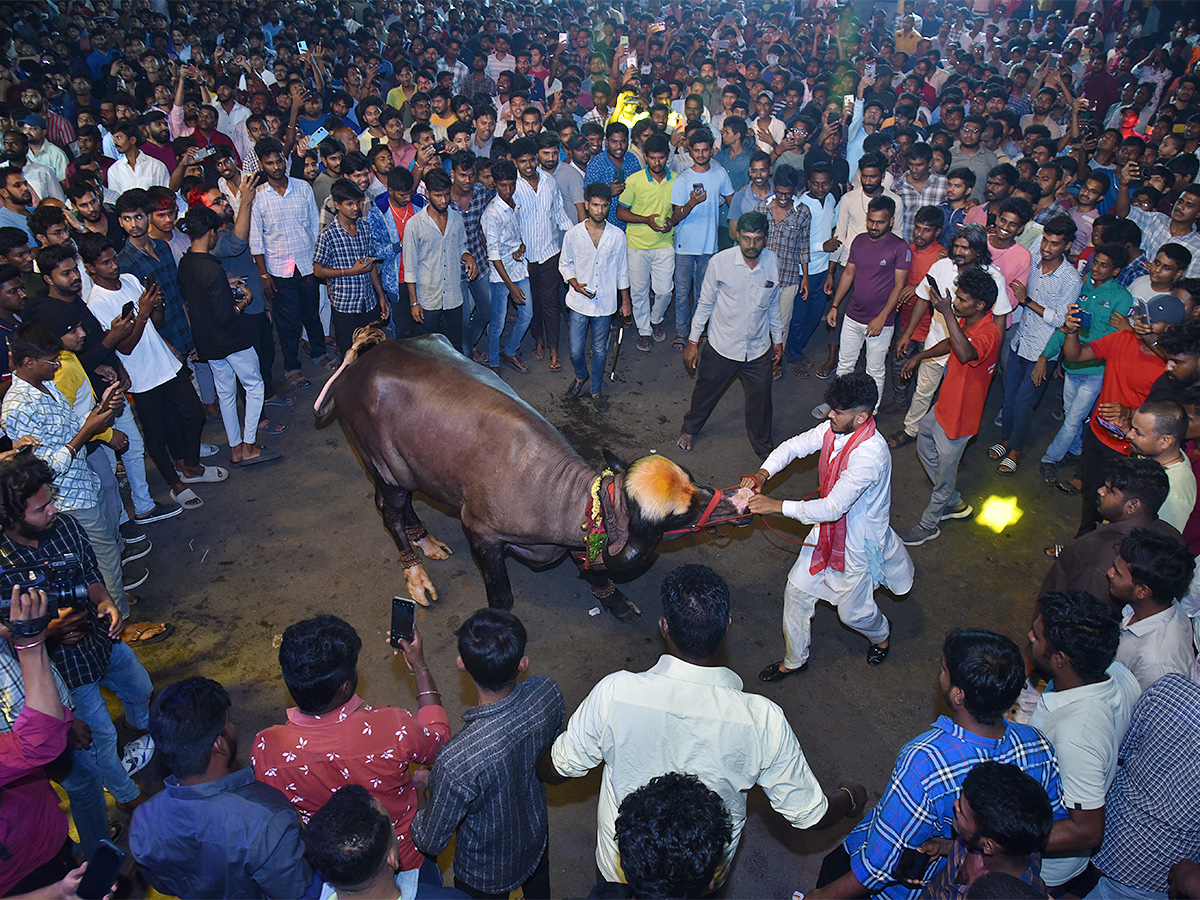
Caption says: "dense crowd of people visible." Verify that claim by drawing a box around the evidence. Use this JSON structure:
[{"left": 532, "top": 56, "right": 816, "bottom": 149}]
[{"left": 2, "top": 0, "right": 1200, "bottom": 897}]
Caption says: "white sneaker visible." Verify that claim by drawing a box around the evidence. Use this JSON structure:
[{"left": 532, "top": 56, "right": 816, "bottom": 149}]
[{"left": 121, "top": 733, "right": 155, "bottom": 776}]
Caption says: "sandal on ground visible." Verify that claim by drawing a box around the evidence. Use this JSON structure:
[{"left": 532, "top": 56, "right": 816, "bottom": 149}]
[
  {"left": 1055, "top": 479, "right": 1082, "bottom": 496},
  {"left": 758, "top": 661, "right": 803, "bottom": 682},
  {"left": 790, "top": 360, "right": 811, "bottom": 377},
  {"left": 772, "top": 363, "right": 783, "bottom": 381},
  {"left": 815, "top": 363, "right": 835, "bottom": 379},
  {"left": 987, "top": 443, "right": 1008, "bottom": 461},
  {"left": 263, "top": 394, "right": 296, "bottom": 408},
  {"left": 234, "top": 447, "right": 282, "bottom": 467},
  {"left": 123, "top": 622, "right": 175, "bottom": 647},
  {"left": 1043, "top": 544, "right": 1064, "bottom": 559},
  {"left": 286, "top": 373, "right": 311, "bottom": 389},
  {"left": 500, "top": 352, "right": 528, "bottom": 373},
  {"left": 179, "top": 465, "right": 228, "bottom": 484},
  {"left": 259, "top": 421, "right": 288, "bottom": 435},
  {"left": 997, "top": 456, "right": 1018, "bottom": 475},
  {"left": 1040, "top": 462, "right": 1058, "bottom": 485},
  {"left": 169, "top": 487, "right": 203, "bottom": 510},
  {"left": 887, "top": 430, "right": 916, "bottom": 449},
  {"left": 547, "top": 356, "right": 562, "bottom": 371},
  {"left": 315, "top": 355, "right": 339, "bottom": 372},
  {"left": 672, "top": 335, "right": 687, "bottom": 351},
  {"left": 676, "top": 433, "right": 694, "bottom": 452},
  {"left": 867, "top": 643, "right": 890, "bottom": 666},
  {"left": 530, "top": 344, "right": 545, "bottom": 361}
]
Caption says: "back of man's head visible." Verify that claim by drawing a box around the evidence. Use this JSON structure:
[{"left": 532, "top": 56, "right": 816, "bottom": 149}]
[
  {"left": 825, "top": 372, "right": 877, "bottom": 414},
  {"left": 1035, "top": 590, "right": 1120, "bottom": 681},
  {"left": 456, "top": 608, "right": 527, "bottom": 691},
  {"left": 614, "top": 772, "right": 733, "bottom": 899},
  {"left": 279, "top": 615, "right": 362, "bottom": 714},
  {"left": 1118, "top": 527, "right": 1196, "bottom": 605},
  {"left": 942, "top": 629, "right": 1025, "bottom": 725},
  {"left": 1103, "top": 456, "right": 1170, "bottom": 518},
  {"left": 303, "top": 785, "right": 395, "bottom": 893},
  {"left": 660, "top": 564, "right": 730, "bottom": 660},
  {"left": 960, "top": 761, "right": 1053, "bottom": 859},
  {"left": 150, "top": 677, "right": 231, "bottom": 778},
  {"left": 965, "top": 871, "right": 1049, "bottom": 899}
]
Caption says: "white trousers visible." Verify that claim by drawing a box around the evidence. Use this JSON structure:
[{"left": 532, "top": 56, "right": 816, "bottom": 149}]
[
  {"left": 837, "top": 317, "right": 893, "bottom": 410},
  {"left": 782, "top": 578, "right": 890, "bottom": 669},
  {"left": 628, "top": 246, "right": 675, "bottom": 336},
  {"left": 209, "top": 347, "right": 265, "bottom": 447}
]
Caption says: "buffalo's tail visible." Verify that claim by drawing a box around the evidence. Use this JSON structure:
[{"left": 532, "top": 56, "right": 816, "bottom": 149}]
[{"left": 313, "top": 325, "right": 390, "bottom": 419}]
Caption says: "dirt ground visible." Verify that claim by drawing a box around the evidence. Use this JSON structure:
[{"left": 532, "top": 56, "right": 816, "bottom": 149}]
[{"left": 118, "top": 329, "right": 1077, "bottom": 899}]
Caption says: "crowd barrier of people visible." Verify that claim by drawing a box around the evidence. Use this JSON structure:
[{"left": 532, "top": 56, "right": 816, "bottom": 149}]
[{"left": 1, "top": 0, "right": 1200, "bottom": 897}]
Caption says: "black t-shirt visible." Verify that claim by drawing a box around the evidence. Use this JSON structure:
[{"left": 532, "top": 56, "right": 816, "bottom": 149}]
[{"left": 1146, "top": 372, "right": 1193, "bottom": 407}]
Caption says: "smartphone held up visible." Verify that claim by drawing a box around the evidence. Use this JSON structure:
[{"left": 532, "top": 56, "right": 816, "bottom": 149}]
[{"left": 390, "top": 597, "right": 416, "bottom": 648}]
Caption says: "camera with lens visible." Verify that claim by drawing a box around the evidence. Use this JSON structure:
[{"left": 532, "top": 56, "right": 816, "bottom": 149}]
[{"left": 0, "top": 554, "right": 90, "bottom": 623}]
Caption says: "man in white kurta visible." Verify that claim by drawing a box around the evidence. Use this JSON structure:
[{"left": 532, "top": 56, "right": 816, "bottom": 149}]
[{"left": 744, "top": 373, "right": 914, "bottom": 679}]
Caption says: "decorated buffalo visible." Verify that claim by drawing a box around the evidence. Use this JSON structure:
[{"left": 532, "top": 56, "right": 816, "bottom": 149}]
[{"left": 314, "top": 330, "right": 753, "bottom": 621}]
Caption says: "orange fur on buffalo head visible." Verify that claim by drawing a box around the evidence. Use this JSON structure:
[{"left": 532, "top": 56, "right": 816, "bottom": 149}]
[{"left": 624, "top": 457, "right": 696, "bottom": 522}]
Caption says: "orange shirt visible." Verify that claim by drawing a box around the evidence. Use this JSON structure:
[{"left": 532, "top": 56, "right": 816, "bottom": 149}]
[
  {"left": 1088, "top": 329, "right": 1167, "bottom": 453},
  {"left": 935, "top": 314, "right": 1001, "bottom": 440},
  {"left": 899, "top": 242, "right": 946, "bottom": 341}
]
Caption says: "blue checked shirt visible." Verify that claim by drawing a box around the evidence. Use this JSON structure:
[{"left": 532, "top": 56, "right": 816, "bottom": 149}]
[
  {"left": 249, "top": 178, "right": 321, "bottom": 277},
  {"left": 842, "top": 715, "right": 1065, "bottom": 900},
  {"left": 450, "top": 182, "right": 493, "bottom": 282},
  {"left": 1092, "top": 675, "right": 1200, "bottom": 893},
  {"left": 894, "top": 173, "right": 947, "bottom": 243},
  {"left": 118, "top": 239, "right": 194, "bottom": 355},
  {"left": 1013, "top": 256, "right": 1083, "bottom": 362},
  {"left": 584, "top": 151, "right": 643, "bottom": 229},
  {"left": 1127, "top": 207, "right": 1200, "bottom": 277},
  {"left": 314, "top": 218, "right": 380, "bottom": 314},
  {"left": 1117, "top": 253, "right": 1150, "bottom": 288}
]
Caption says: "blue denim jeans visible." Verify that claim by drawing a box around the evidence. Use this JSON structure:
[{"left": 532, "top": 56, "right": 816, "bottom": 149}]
[
  {"left": 569, "top": 310, "right": 612, "bottom": 396},
  {"left": 788, "top": 267, "right": 827, "bottom": 361},
  {"left": 488, "top": 279, "right": 533, "bottom": 366},
  {"left": 1041, "top": 370, "right": 1104, "bottom": 464},
  {"left": 50, "top": 746, "right": 107, "bottom": 856},
  {"left": 1001, "top": 353, "right": 1051, "bottom": 453},
  {"left": 673, "top": 252, "right": 711, "bottom": 337},
  {"left": 68, "top": 640, "right": 152, "bottom": 804},
  {"left": 463, "top": 276, "right": 491, "bottom": 354}
]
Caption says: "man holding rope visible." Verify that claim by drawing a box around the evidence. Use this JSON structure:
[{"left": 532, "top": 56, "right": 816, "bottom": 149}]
[{"left": 741, "top": 373, "right": 913, "bottom": 681}]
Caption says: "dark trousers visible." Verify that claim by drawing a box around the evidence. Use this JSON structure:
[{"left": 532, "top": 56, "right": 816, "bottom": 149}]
[
  {"left": 419, "top": 306, "right": 464, "bottom": 352},
  {"left": 1077, "top": 425, "right": 1127, "bottom": 536},
  {"left": 248, "top": 312, "right": 276, "bottom": 399},
  {"left": 1001, "top": 353, "right": 1051, "bottom": 453},
  {"left": 889, "top": 337, "right": 921, "bottom": 406},
  {"left": 134, "top": 365, "right": 205, "bottom": 491},
  {"left": 682, "top": 342, "right": 774, "bottom": 458},
  {"left": 271, "top": 272, "right": 327, "bottom": 372},
  {"left": 527, "top": 255, "right": 562, "bottom": 353},
  {"left": 331, "top": 304, "right": 383, "bottom": 358},
  {"left": 453, "top": 844, "right": 551, "bottom": 900}
]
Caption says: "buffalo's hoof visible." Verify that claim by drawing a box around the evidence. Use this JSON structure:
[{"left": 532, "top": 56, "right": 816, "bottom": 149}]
[
  {"left": 403, "top": 564, "right": 438, "bottom": 606},
  {"left": 598, "top": 588, "right": 642, "bottom": 623}
]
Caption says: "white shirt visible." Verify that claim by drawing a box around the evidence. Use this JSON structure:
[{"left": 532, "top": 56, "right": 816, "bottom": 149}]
[
  {"left": 550, "top": 654, "right": 828, "bottom": 884},
  {"left": 107, "top": 151, "right": 170, "bottom": 196},
  {"left": 249, "top": 178, "right": 320, "bottom": 277},
  {"left": 513, "top": 172, "right": 572, "bottom": 264},
  {"left": 216, "top": 101, "right": 251, "bottom": 137},
  {"left": 763, "top": 422, "right": 914, "bottom": 604},
  {"left": 916, "top": 258, "right": 1007, "bottom": 367},
  {"left": 22, "top": 160, "right": 65, "bottom": 204},
  {"left": 1118, "top": 601, "right": 1197, "bottom": 692},
  {"left": 481, "top": 196, "right": 528, "bottom": 285},
  {"left": 560, "top": 220, "right": 630, "bottom": 317},
  {"left": 87, "top": 275, "right": 181, "bottom": 393},
  {"left": 1028, "top": 662, "right": 1141, "bottom": 885},
  {"left": 748, "top": 114, "right": 786, "bottom": 153},
  {"left": 799, "top": 192, "right": 838, "bottom": 272}
]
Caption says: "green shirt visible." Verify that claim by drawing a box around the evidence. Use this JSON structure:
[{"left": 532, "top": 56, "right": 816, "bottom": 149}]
[
  {"left": 1041, "top": 276, "right": 1134, "bottom": 371},
  {"left": 619, "top": 168, "right": 676, "bottom": 250}
]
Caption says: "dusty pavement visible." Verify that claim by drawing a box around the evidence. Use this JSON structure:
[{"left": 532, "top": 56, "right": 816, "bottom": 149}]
[{"left": 119, "top": 328, "right": 1078, "bottom": 899}]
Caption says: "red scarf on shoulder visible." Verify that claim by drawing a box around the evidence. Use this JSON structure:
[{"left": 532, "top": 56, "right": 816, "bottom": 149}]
[{"left": 810, "top": 418, "right": 876, "bottom": 575}]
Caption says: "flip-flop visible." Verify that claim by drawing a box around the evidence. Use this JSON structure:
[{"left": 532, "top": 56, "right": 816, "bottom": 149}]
[
  {"left": 170, "top": 487, "right": 204, "bottom": 510},
  {"left": 259, "top": 421, "right": 288, "bottom": 435},
  {"left": 1055, "top": 480, "right": 1081, "bottom": 495},
  {"left": 772, "top": 364, "right": 783, "bottom": 381},
  {"left": 179, "top": 465, "right": 229, "bottom": 484},
  {"left": 548, "top": 358, "right": 562, "bottom": 371},
  {"left": 123, "top": 622, "right": 175, "bottom": 647},
  {"left": 672, "top": 336, "right": 687, "bottom": 351},
  {"left": 263, "top": 395, "right": 296, "bottom": 408},
  {"left": 1043, "top": 544, "right": 1064, "bottom": 559},
  {"left": 1040, "top": 462, "right": 1058, "bottom": 485},
  {"left": 987, "top": 443, "right": 1008, "bottom": 460},
  {"left": 286, "top": 373, "right": 312, "bottom": 389},
  {"left": 676, "top": 434, "right": 694, "bottom": 452},
  {"left": 234, "top": 447, "right": 282, "bottom": 467},
  {"left": 315, "top": 355, "right": 339, "bottom": 372},
  {"left": 530, "top": 345, "right": 545, "bottom": 360},
  {"left": 997, "top": 457, "right": 1018, "bottom": 475},
  {"left": 815, "top": 364, "right": 834, "bottom": 379},
  {"left": 887, "top": 430, "right": 916, "bottom": 449}
]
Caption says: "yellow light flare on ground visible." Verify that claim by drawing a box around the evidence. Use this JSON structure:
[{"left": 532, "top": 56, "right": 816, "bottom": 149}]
[{"left": 977, "top": 496, "right": 1023, "bottom": 533}]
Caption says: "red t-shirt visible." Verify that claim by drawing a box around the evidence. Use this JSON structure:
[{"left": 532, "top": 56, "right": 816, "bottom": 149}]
[
  {"left": 253, "top": 694, "right": 450, "bottom": 871},
  {"left": 1088, "top": 329, "right": 1167, "bottom": 453},
  {"left": 935, "top": 314, "right": 1001, "bottom": 440},
  {"left": 899, "top": 242, "right": 946, "bottom": 341}
]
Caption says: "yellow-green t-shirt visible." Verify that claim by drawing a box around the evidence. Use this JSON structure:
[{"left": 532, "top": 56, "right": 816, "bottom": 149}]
[{"left": 619, "top": 168, "right": 676, "bottom": 250}]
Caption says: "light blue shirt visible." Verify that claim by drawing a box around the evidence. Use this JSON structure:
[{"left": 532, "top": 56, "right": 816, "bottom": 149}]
[
  {"left": 799, "top": 192, "right": 838, "bottom": 273},
  {"left": 670, "top": 164, "right": 733, "bottom": 256}
]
